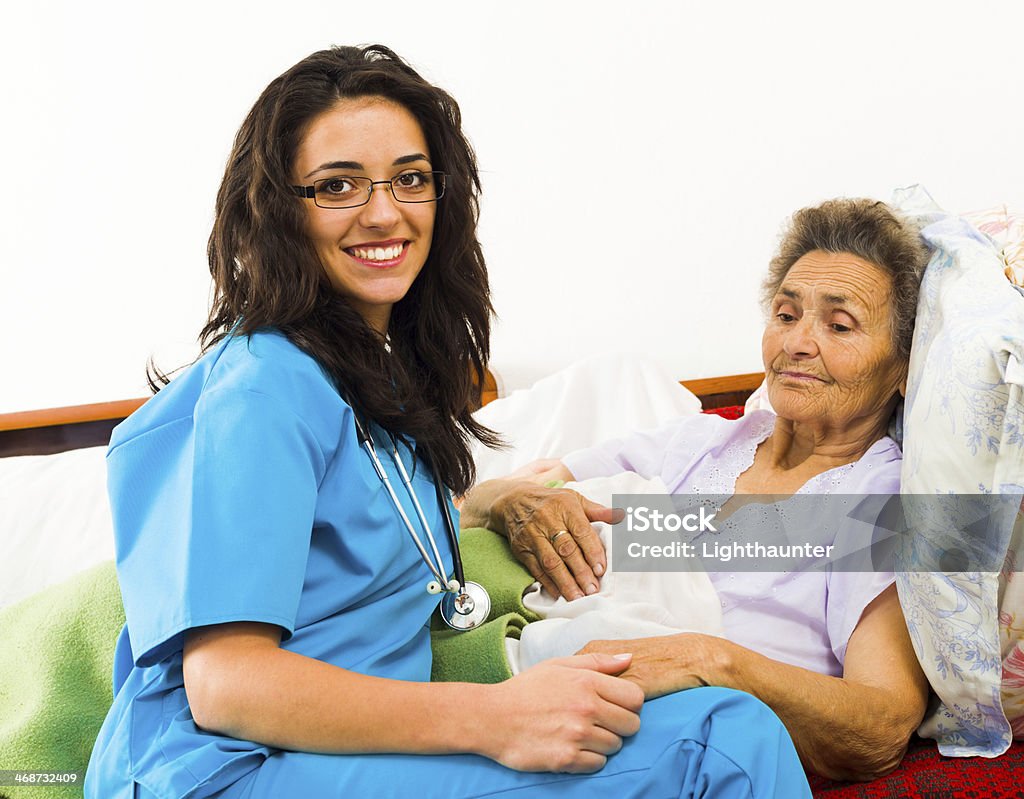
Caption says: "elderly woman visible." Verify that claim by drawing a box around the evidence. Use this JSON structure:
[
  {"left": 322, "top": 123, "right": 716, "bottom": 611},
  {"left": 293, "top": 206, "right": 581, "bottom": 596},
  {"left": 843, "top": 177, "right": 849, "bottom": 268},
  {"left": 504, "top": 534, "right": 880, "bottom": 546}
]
[{"left": 462, "top": 198, "right": 932, "bottom": 783}]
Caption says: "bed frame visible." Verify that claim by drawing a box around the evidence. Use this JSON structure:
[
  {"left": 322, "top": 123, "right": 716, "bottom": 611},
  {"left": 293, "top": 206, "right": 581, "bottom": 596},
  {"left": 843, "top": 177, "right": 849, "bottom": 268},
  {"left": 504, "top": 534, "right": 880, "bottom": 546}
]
[{"left": 0, "top": 371, "right": 765, "bottom": 458}]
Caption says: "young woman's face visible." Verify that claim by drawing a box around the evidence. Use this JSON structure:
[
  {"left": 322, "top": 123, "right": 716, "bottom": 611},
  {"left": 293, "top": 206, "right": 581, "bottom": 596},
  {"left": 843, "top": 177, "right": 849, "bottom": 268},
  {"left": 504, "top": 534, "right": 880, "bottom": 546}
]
[{"left": 293, "top": 97, "right": 436, "bottom": 333}]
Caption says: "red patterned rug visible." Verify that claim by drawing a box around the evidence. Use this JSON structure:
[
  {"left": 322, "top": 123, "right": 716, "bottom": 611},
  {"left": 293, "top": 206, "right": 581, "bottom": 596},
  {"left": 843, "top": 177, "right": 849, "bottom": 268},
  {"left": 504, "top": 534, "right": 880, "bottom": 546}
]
[{"left": 808, "top": 738, "right": 1024, "bottom": 798}]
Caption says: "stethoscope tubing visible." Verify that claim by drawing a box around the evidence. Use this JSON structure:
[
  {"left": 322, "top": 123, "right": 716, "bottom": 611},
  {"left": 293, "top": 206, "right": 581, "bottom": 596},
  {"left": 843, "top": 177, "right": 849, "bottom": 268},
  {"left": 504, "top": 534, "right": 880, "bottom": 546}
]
[
  {"left": 390, "top": 447, "right": 455, "bottom": 589},
  {"left": 353, "top": 410, "right": 462, "bottom": 594},
  {"left": 349, "top": 403, "right": 490, "bottom": 631},
  {"left": 432, "top": 471, "right": 466, "bottom": 589},
  {"left": 362, "top": 434, "right": 454, "bottom": 590}
]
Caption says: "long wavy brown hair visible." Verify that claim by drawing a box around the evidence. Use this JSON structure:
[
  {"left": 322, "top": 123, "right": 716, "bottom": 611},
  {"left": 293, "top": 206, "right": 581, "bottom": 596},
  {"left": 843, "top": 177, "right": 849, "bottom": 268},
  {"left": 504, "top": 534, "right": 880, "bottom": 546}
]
[{"left": 173, "top": 45, "right": 498, "bottom": 493}]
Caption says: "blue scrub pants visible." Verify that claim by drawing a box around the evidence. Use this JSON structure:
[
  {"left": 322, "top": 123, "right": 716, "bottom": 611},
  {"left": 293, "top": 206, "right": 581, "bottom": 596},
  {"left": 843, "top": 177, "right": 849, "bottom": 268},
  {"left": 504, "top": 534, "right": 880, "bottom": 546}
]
[{"left": 203, "top": 688, "right": 810, "bottom": 799}]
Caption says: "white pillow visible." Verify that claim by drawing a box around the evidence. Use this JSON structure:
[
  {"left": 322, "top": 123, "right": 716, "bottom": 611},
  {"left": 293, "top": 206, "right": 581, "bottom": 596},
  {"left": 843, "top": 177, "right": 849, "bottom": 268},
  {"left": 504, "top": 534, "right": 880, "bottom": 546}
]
[
  {"left": 743, "top": 380, "right": 773, "bottom": 414},
  {"left": 0, "top": 446, "right": 115, "bottom": 610},
  {"left": 472, "top": 352, "right": 702, "bottom": 483}
]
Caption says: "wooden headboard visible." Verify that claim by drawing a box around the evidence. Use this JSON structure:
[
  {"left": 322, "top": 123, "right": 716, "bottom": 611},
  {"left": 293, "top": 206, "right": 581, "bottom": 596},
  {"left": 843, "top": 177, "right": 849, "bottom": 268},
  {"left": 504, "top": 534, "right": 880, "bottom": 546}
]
[{"left": 0, "top": 369, "right": 764, "bottom": 458}]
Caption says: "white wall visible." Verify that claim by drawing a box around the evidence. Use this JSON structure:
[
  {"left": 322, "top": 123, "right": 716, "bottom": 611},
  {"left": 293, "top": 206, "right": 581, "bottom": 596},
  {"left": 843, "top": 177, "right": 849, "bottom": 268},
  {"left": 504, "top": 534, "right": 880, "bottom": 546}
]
[{"left": 2, "top": 0, "right": 1022, "bottom": 412}]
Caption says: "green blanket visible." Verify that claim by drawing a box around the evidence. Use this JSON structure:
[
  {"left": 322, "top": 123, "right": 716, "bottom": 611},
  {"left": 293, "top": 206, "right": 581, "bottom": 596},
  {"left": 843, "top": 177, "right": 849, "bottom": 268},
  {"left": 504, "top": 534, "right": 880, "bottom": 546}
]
[
  {"left": 429, "top": 527, "right": 538, "bottom": 683},
  {"left": 0, "top": 529, "right": 532, "bottom": 797},
  {"left": 0, "top": 562, "right": 125, "bottom": 799}
]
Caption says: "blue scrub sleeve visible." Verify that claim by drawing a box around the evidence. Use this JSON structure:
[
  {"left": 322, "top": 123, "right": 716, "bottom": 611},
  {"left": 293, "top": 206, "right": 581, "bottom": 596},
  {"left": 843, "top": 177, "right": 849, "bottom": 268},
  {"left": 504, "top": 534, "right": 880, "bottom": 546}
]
[{"left": 108, "top": 387, "right": 326, "bottom": 667}]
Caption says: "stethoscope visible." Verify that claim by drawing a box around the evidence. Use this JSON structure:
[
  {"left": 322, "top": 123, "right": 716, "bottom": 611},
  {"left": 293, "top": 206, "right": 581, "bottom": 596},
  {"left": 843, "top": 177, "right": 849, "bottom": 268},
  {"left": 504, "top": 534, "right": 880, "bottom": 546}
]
[{"left": 351, "top": 409, "right": 491, "bottom": 631}]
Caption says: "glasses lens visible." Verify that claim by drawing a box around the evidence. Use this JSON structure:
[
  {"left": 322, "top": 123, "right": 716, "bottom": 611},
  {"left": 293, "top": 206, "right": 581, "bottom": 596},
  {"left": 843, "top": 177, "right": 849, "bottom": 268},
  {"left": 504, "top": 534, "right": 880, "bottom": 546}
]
[
  {"left": 392, "top": 171, "right": 445, "bottom": 203},
  {"left": 314, "top": 176, "right": 372, "bottom": 208}
]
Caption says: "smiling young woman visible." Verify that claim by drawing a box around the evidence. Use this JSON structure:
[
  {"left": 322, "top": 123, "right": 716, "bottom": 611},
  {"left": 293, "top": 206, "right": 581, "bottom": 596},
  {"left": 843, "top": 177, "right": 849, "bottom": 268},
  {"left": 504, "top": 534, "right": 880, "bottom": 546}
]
[{"left": 292, "top": 98, "right": 437, "bottom": 334}]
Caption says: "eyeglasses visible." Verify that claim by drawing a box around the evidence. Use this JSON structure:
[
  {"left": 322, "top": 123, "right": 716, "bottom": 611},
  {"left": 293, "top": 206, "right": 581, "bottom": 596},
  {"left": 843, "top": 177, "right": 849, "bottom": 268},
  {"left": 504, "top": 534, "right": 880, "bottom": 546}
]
[{"left": 292, "top": 170, "right": 447, "bottom": 209}]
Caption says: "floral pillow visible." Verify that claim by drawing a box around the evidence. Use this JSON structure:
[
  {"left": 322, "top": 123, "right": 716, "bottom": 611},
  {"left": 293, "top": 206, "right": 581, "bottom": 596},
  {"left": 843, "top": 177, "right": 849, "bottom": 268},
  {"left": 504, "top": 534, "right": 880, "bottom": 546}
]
[
  {"left": 963, "top": 205, "right": 1024, "bottom": 290},
  {"left": 961, "top": 204, "right": 1024, "bottom": 739},
  {"left": 893, "top": 185, "right": 1024, "bottom": 756}
]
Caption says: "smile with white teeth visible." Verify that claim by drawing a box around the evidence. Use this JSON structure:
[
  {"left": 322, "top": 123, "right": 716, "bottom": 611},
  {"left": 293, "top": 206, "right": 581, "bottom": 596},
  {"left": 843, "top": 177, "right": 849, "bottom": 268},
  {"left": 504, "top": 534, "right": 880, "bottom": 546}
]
[{"left": 347, "top": 243, "right": 405, "bottom": 261}]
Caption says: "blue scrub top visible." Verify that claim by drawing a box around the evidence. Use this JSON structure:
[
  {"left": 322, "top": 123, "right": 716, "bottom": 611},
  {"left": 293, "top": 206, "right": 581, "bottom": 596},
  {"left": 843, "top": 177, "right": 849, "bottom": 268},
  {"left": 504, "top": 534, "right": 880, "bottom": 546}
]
[{"left": 86, "top": 330, "right": 455, "bottom": 799}]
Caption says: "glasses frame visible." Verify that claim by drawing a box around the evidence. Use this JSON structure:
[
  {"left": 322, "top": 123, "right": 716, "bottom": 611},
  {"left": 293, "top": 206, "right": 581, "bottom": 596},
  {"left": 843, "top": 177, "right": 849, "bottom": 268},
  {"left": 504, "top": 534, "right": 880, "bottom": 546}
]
[{"left": 292, "top": 171, "right": 447, "bottom": 209}]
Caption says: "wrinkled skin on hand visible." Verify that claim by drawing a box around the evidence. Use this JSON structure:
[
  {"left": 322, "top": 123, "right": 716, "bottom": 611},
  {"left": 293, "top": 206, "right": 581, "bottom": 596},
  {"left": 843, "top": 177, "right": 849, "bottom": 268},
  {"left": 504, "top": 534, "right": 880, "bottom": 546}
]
[
  {"left": 579, "top": 635, "right": 721, "bottom": 699},
  {"left": 498, "top": 483, "right": 620, "bottom": 600}
]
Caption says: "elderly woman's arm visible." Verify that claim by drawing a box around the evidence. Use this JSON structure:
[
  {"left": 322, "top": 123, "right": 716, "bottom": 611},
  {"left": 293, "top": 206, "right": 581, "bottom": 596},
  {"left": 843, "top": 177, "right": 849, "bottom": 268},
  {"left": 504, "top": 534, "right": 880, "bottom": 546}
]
[{"left": 581, "top": 585, "right": 928, "bottom": 782}]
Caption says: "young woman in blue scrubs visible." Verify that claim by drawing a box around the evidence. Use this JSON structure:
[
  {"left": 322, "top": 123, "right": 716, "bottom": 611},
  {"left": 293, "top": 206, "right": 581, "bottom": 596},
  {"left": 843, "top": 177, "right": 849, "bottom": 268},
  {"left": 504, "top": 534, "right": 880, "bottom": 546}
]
[{"left": 84, "top": 45, "right": 812, "bottom": 799}]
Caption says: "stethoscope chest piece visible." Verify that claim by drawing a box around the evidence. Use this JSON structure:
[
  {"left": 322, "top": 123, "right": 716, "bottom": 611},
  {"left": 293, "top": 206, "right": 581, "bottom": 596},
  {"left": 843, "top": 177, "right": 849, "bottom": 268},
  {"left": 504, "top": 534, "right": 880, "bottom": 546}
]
[{"left": 439, "top": 580, "right": 491, "bottom": 630}]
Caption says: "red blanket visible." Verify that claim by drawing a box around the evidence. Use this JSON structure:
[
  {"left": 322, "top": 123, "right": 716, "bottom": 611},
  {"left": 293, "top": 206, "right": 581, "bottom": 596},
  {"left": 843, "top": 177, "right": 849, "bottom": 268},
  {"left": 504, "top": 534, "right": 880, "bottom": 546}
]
[{"left": 809, "top": 737, "right": 1024, "bottom": 798}]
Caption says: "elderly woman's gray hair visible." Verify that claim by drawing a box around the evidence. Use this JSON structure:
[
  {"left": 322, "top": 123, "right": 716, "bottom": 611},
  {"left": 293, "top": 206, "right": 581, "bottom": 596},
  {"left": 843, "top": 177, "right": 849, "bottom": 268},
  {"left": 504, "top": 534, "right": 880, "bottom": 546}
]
[{"left": 761, "top": 199, "right": 930, "bottom": 360}]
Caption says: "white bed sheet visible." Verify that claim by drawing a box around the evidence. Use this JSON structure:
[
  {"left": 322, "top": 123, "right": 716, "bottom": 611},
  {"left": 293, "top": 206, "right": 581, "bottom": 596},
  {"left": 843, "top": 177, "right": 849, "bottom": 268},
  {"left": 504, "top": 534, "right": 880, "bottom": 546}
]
[{"left": 0, "top": 446, "right": 114, "bottom": 609}]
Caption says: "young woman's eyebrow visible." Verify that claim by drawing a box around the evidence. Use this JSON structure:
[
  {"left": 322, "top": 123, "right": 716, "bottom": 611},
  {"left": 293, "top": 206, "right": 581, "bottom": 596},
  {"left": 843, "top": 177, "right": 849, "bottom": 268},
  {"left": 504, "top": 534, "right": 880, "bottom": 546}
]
[
  {"left": 304, "top": 153, "right": 430, "bottom": 178},
  {"left": 392, "top": 153, "right": 429, "bottom": 166},
  {"left": 305, "top": 160, "right": 362, "bottom": 178}
]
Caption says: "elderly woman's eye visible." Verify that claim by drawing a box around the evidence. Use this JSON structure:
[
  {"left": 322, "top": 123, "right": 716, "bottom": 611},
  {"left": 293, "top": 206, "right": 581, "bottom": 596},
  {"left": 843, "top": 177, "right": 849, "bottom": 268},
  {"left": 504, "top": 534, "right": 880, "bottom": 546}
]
[
  {"left": 776, "top": 312, "right": 796, "bottom": 323},
  {"left": 831, "top": 323, "right": 852, "bottom": 333}
]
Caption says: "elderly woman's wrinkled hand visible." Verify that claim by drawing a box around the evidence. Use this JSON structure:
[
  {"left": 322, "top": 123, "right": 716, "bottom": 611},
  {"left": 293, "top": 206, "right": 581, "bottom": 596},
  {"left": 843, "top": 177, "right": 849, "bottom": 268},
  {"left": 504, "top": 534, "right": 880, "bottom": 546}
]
[
  {"left": 496, "top": 483, "right": 620, "bottom": 600},
  {"left": 578, "top": 635, "right": 723, "bottom": 699}
]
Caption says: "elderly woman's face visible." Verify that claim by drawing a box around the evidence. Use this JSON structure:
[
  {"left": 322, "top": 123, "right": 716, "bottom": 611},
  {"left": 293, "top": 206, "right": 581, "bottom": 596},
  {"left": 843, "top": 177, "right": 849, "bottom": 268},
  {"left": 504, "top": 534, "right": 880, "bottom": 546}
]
[{"left": 762, "top": 250, "right": 907, "bottom": 431}]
